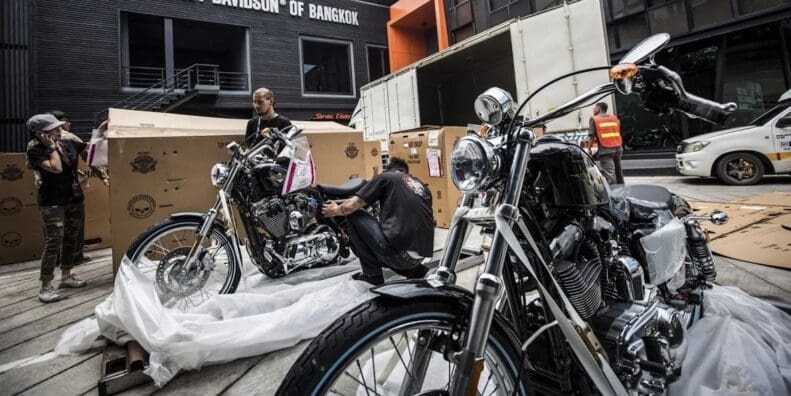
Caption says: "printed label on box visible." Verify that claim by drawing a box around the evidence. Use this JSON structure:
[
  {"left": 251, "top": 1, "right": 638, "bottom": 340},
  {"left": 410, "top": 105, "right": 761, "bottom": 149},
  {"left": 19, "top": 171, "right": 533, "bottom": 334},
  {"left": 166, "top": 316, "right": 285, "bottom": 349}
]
[
  {"left": 428, "top": 131, "right": 440, "bottom": 147},
  {"left": 427, "top": 149, "right": 442, "bottom": 177}
]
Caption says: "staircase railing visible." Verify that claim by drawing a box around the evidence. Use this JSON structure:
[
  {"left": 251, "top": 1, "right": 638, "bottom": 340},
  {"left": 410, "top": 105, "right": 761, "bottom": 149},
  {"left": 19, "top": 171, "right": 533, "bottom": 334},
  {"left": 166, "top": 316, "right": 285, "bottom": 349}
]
[{"left": 95, "top": 63, "right": 220, "bottom": 123}]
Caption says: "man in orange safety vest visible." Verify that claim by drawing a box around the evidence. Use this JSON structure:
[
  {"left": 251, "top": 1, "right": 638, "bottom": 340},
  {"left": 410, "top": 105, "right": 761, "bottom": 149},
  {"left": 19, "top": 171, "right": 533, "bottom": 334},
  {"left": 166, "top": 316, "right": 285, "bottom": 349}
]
[{"left": 589, "top": 102, "right": 624, "bottom": 184}]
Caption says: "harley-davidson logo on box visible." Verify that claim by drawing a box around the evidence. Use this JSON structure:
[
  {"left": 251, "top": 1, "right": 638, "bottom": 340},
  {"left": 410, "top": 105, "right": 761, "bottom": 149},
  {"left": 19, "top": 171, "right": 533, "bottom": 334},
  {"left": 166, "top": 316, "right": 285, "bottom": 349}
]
[
  {"left": 0, "top": 197, "right": 23, "bottom": 216},
  {"left": 1, "top": 165, "right": 24, "bottom": 181},
  {"left": 131, "top": 153, "right": 157, "bottom": 174},
  {"left": 345, "top": 143, "right": 359, "bottom": 159},
  {"left": 127, "top": 194, "right": 157, "bottom": 219}
]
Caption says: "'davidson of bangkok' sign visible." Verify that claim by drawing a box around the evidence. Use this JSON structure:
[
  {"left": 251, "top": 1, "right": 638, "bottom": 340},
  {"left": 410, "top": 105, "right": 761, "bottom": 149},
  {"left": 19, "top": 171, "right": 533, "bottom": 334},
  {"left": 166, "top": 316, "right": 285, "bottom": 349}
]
[{"left": 204, "top": 0, "right": 359, "bottom": 26}]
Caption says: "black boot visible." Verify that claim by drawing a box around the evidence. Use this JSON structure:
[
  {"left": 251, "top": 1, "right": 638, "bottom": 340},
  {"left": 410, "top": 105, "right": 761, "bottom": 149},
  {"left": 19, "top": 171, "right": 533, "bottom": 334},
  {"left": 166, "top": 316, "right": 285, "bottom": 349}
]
[
  {"left": 352, "top": 272, "right": 385, "bottom": 286},
  {"left": 402, "top": 264, "right": 429, "bottom": 280}
]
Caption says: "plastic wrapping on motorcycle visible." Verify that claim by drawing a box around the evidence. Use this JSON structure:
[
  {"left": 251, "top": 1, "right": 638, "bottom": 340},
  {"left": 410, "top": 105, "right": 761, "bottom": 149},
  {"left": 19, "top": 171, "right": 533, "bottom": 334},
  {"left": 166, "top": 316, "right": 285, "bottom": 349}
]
[
  {"left": 55, "top": 258, "right": 371, "bottom": 386},
  {"left": 639, "top": 218, "right": 687, "bottom": 288},
  {"left": 670, "top": 285, "right": 791, "bottom": 395}
]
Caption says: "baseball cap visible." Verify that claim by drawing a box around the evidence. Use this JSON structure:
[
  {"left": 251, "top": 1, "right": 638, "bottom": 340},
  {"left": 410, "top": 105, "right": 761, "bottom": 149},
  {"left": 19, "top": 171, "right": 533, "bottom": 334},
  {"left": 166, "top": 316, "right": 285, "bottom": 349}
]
[{"left": 26, "top": 113, "right": 65, "bottom": 133}]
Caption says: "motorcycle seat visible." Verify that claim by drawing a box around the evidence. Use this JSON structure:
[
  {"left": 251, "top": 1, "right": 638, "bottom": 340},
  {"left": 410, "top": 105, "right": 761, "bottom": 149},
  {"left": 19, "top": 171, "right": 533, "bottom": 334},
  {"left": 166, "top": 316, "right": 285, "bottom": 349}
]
[
  {"left": 317, "top": 178, "right": 367, "bottom": 197},
  {"left": 610, "top": 184, "right": 673, "bottom": 210}
]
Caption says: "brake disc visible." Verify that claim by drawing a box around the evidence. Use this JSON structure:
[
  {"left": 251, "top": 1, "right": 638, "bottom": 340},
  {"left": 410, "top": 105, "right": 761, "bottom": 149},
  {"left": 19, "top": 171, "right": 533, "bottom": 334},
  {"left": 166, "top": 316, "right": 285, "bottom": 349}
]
[{"left": 156, "top": 247, "right": 212, "bottom": 298}]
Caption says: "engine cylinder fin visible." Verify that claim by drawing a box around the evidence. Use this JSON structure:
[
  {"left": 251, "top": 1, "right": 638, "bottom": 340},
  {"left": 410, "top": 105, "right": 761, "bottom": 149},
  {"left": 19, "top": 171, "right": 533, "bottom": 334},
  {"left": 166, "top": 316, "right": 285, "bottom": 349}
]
[{"left": 554, "top": 259, "right": 602, "bottom": 320}]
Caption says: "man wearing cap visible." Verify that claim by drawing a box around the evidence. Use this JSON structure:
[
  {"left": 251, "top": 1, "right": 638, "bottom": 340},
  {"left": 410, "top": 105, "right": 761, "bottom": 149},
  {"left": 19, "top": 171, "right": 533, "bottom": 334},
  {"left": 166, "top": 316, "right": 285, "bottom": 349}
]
[
  {"left": 25, "top": 113, "right": 90, "bottom": 303},
  {"left": 28, "top": 110, "right": 99, "bottom": 266}
]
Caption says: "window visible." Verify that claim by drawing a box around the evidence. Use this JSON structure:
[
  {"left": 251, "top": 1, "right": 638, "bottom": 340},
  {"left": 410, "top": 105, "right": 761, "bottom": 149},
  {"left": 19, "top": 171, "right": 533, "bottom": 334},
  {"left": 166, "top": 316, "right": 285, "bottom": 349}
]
[
  {"left": 611, "top": 15, "right": 650, "bottom": 50},
  {"left": 300, "top": 38, "right": 354, "bottom": 96},
  {"left": 676, "top": 43, "right": 720, "bottom": 136},
  {"left": 534, "top": 0, "right": 563, "bottom": 11},
  {"left": 738, "top": 0, "right": 791, "bottom": 14},
  {"left": 123, "top": 13, "right": 165, "bottom": 88},
  {"left": 121, "top": 13, "right": 249, "bottom": 91},
  {"left": 453, "top": 24, "right": 476, "bottom": 43},
  {"left": 721, "top": 24, "right": 787, "bottom": 127},
  {"left": 609, "top": 0, "right": 645, "bottom": 19},
  {"left": 367, "top": 46, "right": 389, "bottom": 82},
  {"left": 690, "top": 0, "right": 732, "bottom": 28},
  {"left": 647, "top": 1, "right": 689, "bottom": 35}
]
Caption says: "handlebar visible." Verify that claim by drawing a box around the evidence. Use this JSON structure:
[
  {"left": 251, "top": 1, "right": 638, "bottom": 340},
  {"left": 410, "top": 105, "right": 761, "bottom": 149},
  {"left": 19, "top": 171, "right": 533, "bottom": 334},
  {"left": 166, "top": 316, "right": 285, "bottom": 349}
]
[{"left": 642, "top": 66, "right": 736, "bottom": 125}]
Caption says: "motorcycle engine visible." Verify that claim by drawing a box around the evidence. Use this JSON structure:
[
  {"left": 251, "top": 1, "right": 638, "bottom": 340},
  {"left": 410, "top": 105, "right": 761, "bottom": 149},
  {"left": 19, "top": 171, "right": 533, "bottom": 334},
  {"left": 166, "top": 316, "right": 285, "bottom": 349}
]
[
  {"left": 549, "top": 218, "right": 687, "bottom": 392},
  {"left": 251, "top": 193, "right": 318, "bottom": 239}
]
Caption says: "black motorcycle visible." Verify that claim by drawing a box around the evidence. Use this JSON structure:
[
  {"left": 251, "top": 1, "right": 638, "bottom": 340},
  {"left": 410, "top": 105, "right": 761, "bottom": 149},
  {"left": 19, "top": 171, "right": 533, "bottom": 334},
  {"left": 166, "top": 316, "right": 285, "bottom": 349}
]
[
  {"left": 125, "top": 126, "right": 369, "bottom": 310},
  {"left": 277, "top": 34, "right": 735, "bottom": 395}
]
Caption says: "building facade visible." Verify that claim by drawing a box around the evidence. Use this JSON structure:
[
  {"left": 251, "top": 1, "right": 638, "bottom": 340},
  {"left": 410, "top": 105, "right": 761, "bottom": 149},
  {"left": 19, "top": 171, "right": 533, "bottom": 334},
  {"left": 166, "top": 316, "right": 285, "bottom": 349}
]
[
  {"left": 386, "top": 0, "right": 790, "bottom": 156},
  {"left": 1, "top": 0, "right": 394, "bottom": 151}
]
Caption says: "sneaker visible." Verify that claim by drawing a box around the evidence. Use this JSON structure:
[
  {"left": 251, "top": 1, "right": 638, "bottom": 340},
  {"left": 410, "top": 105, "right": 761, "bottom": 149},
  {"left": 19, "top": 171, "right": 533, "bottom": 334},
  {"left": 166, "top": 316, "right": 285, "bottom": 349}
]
[
  {"left": 351, "top": 272, "right": 385, "bottom": 286},
  {"left": 73, "top": 254, "right": 92, "bottom": 265},
  {"left": 39, "top": 286, "right": 63, "bottom": 303},
  {"left": 60, "top": 274, "right": 88, "bottom": 288}
]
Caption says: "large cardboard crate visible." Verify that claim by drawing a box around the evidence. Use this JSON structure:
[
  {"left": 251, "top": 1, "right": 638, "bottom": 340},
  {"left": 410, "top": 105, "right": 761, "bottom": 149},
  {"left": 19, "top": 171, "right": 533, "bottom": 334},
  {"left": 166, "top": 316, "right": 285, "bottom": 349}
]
[
  {"left": 0, "top": 153, "right": 112, "bottom": 265},
  {"left": 106, "top": 109, "right": 369, "bottom": 270},
  {"left": 388, "top": 126, "right": 468, "bottom": 228}
]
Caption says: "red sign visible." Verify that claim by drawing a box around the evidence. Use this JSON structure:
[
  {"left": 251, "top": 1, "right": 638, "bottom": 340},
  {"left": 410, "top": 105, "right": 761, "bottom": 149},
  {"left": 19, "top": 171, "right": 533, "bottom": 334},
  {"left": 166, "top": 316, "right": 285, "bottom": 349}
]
[{"left": 311, "top": 112, "right": 352, "bottom": 121}]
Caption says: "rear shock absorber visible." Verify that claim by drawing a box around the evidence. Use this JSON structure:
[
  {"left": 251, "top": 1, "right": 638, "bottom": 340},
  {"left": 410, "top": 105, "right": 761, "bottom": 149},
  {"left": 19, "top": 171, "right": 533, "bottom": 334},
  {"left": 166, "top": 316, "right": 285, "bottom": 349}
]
[{"left": 685, "top": 220, "right": 716, "bottom": 285}]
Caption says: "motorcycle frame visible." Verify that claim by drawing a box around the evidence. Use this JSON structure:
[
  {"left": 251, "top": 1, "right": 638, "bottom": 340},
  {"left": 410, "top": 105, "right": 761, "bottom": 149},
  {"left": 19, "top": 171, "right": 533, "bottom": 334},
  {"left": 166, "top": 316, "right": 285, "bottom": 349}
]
[{"left": 421, "top": 82, "right": 634, "bottom": 395}]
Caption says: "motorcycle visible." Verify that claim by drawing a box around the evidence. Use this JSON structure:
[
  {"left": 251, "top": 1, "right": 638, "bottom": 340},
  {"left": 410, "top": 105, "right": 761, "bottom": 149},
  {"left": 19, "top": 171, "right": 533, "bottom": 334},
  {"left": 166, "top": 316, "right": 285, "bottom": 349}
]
[
  {"left": 277, "top": 34, "right": 736, "bottom": 395},
  {"left": 126, "top": 125, "right": 368, "bottom": 310}
]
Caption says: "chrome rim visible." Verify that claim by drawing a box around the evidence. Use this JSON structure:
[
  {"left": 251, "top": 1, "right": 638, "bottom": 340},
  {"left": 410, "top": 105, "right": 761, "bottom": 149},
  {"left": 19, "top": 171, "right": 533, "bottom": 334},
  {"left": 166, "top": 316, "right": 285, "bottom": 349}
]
[
  {"left": 322, "top": 320, "right": 518, "bottom": 396},
  {"left": 131, "top": 224, "right": 233, "bottom": 310},
  {"left": 725, "top": 158, "right": 757, "bottom": 181}
]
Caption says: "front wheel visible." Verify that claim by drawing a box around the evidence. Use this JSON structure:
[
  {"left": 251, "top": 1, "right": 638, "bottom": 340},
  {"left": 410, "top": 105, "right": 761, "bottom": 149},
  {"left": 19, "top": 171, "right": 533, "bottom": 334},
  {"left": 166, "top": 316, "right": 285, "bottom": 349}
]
[
  {"left": 125, "top": 217, "right": 242, "bottom": 310},
  {"left": 277, "top": 297, "right": 529, "bottom": 396}
]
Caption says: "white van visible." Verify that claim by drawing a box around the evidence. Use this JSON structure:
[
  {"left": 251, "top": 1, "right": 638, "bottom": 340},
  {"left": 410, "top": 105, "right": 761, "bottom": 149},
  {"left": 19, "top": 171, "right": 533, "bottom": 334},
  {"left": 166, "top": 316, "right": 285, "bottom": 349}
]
[{"left": 676, "top": 90, "right": 791, "bottom": 185}]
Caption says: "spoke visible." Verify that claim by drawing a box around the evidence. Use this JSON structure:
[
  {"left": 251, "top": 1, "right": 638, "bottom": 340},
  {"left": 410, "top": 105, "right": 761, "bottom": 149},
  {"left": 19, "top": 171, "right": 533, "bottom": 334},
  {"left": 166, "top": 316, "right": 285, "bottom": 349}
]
[
  {"left": 328, "top": 389, "right": 346, "bottom": 396},
  {"left": 342, "top": 370, "right": 380, "bottom": 396},
  {"left": 488, "top": 384, "right": 499, "bottom": 396},
  {"left": 481, "top": 371, "right": 494, "bottom": 395},
  {"left": 370, "top": 348, "right": 377, "bottom": 394},
  {"left": 356, "top": 360, "right": 372, "bottom": 396},
  {"left": 388, "top": 336, "right": 415, "bottom": 381}
]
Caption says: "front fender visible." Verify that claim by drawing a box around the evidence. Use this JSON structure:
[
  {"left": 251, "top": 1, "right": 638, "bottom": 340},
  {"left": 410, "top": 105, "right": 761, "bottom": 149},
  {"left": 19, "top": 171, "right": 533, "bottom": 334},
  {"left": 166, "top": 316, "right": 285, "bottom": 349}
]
[
  {"left": 169, "top": 212, "right": 208, "bottom": 221},
  {"left": 371, "top": 279, "right": 474, "bottom": 303}
]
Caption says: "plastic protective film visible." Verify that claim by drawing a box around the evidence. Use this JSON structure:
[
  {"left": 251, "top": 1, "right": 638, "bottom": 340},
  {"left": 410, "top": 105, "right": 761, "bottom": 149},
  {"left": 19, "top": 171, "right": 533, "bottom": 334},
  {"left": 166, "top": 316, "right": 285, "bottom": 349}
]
[
  {"left": 56, "top": 257, "right": 370, "bottom": 386},
  {"left": 639, "top": 217, "right": 687, "bottom": 288}
]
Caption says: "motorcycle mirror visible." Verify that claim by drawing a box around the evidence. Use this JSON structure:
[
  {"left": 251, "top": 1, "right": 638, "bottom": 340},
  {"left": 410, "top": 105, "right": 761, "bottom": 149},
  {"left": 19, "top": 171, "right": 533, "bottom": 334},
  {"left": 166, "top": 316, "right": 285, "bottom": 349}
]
[
  {"left": 286, "top": 126, "right": 304, "bottom": 140},
  {"left": 618, "top": 33, "right": 670, "bottom": 65}
]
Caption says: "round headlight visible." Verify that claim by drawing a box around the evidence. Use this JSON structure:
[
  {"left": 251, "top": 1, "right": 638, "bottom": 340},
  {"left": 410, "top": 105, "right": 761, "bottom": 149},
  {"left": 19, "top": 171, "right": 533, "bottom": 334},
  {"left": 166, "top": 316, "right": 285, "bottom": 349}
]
[
  {"left": 474, "top": 87, "right": 516, "bottom": 125},
  {"left": 450, "top": 136, "right": 500, "bottom": 193},
  {"left": 210, "top": 163, "right": 230, "bottom": 187}
]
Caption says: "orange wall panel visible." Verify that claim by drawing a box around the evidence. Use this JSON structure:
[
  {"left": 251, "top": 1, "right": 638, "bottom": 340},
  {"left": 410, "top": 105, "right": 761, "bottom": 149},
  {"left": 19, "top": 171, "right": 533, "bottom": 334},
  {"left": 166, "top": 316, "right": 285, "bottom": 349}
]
[{"left": 387, "top": 0, "right": 450, "bottom": 72}]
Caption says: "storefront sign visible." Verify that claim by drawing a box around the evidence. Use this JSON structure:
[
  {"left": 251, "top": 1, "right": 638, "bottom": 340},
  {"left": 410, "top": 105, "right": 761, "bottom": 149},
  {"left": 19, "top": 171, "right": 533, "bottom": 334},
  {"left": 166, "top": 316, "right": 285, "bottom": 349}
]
[
  {"left": 311, "top": 112, "right": 352, "bottom": 121},
  {"left": 204, "top": 0, "right": 359, "bottom": 26}
]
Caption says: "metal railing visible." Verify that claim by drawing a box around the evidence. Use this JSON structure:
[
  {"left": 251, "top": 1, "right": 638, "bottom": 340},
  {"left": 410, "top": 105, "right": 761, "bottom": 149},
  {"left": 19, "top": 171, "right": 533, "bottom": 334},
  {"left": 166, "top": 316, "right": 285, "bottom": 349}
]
[
  {"left": 96, "top": 64, "right": 249, "bottom": 124},
  {"left": 122, "top": 66, "right": 166, "bottom": 88}
]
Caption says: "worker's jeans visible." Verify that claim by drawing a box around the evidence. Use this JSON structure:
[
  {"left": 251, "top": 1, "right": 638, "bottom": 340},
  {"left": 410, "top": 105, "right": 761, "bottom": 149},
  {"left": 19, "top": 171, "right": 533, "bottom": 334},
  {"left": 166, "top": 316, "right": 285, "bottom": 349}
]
[
  {"left": 346, "top": 211, "right": 423, "bottom": 278},
  {"left": 39, "top": 203, "right": 83, "bottom": 283},
  {"left": 598, "top": 149, "right": 625, "bottom": 185}
]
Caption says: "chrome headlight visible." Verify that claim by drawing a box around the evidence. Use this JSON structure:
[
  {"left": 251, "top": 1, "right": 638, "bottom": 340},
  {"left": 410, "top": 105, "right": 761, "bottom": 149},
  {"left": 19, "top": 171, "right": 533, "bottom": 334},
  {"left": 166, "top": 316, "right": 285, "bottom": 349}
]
[
  {"left": 450, "top": 136, "right": 500, "bottom": 193},
  {"left": 683, "top": 141, "right": 710, "bottom": 153},
  {"left": 210, "top": 163, "right": 230, "bottom": 187},
  {"left": 474, "top": 87, "right": 516, "bottom": 126}
]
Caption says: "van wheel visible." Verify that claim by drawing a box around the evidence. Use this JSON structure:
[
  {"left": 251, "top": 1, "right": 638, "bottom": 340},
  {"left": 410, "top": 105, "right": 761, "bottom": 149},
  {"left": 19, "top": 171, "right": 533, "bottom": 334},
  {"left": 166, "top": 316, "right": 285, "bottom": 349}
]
[{"left": 716, "top": 152, "right": 764, "bottom": 185}]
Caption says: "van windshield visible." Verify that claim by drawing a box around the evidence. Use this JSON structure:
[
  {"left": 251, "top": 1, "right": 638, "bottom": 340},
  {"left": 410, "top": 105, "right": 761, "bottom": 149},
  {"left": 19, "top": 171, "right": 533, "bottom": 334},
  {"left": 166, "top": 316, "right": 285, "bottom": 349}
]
[{"left": 750, "top": 102, "right": 791, "bottom": 126}]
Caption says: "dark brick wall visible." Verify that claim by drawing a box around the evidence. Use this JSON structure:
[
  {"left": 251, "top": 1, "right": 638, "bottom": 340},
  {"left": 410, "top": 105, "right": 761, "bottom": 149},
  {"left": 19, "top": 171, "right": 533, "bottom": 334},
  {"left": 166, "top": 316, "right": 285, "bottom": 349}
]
[{"left": 29, "top": 0, "right": 391, "bottom": 139}]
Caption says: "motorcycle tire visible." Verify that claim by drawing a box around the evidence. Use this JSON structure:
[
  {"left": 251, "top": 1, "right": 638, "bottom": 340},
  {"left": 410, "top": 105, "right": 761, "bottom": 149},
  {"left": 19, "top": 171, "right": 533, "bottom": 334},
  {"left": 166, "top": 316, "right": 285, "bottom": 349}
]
[
  {"left": 277, "top": 297, "right": 530, "bottom": 396},
  {"left": 125, "top": 216, "right": 242, "bottom": 295}
]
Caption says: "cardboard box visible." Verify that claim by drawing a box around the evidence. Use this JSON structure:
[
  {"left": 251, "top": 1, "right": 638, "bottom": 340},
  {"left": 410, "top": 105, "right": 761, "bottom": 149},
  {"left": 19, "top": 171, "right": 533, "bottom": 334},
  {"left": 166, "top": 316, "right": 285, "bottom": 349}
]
[
  {"left": 388, "top": 126, "right": 468, "bottom": 228},
  {"left": 0, "top": 153, "right": 112, "bottom": 265},
  {"left": 362, "top": 140, "right": 385, "bottom": 180},
  {"left": 106, "top": 109, "right": 369, "bottom": 270}
]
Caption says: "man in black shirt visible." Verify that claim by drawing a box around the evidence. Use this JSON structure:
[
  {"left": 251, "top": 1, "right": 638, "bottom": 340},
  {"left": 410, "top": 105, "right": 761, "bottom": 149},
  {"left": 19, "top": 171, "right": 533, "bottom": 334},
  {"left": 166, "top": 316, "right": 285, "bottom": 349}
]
[
  {"left": 245, "top": 88, "right": 292, "bottom": 147},
  {"left": 26, "top": 113, "right": 90, "bottom": 303},
  {"left": 322, "top": 158, "right": 435, "bottom": 285}
]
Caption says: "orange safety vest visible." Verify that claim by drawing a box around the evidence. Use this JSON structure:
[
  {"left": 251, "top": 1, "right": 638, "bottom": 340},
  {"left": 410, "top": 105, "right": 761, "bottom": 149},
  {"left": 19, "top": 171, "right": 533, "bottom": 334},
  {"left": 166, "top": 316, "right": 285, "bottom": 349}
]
[{"left": 593, "top": 114, "right": 623, "bottom": 148}]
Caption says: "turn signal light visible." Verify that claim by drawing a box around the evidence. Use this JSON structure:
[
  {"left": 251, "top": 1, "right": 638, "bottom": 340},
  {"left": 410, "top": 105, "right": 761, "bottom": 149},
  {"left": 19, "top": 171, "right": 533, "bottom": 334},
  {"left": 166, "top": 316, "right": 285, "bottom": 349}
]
[{"left": 609, "top": 63, "right": 638, "bottom": 80}]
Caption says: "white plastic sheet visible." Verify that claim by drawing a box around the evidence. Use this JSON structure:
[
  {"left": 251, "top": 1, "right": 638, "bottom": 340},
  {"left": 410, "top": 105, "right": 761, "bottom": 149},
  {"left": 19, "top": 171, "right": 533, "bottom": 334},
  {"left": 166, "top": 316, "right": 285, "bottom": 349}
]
[
  {"left": 671, "top": 285, "right": 791, "bottom": 395},
  {"left": 59, "top": 258, "right": 371, "bottom": 386},
  {"left": 640, "top": 218, "right": 687, "bottom": 288}
]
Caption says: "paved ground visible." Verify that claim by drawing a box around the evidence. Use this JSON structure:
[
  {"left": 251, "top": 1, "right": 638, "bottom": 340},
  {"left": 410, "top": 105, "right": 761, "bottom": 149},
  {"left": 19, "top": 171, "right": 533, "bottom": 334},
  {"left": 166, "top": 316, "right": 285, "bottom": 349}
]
[{"left": 0, "top": 175, "right": 788, "bottom": 395}]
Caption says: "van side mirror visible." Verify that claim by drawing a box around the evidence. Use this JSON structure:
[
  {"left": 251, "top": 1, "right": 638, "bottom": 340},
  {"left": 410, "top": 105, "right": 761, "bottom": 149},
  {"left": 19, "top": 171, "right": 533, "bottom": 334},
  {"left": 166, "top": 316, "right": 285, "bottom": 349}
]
[{"left": 777, "top": 116, "right": 791, "bottom": 128}]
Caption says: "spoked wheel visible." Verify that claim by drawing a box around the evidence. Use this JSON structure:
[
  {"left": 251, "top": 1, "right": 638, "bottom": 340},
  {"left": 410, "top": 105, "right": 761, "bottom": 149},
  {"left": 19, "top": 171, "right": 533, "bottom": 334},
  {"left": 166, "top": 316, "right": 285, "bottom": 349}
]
[
  {"left": 126, "top": 217, "right": 241, "bottom": 310},
  {"left": 277, "top": 298, "right": 529, "bottom": 396}
]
